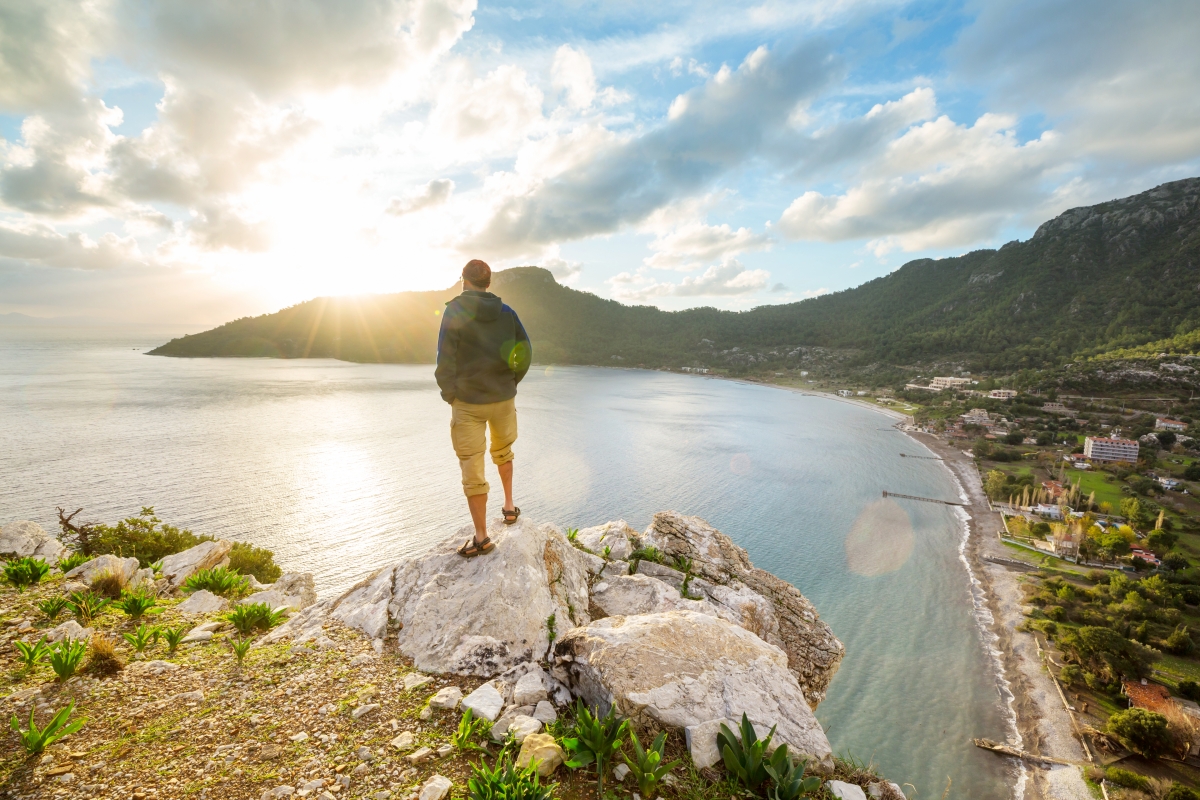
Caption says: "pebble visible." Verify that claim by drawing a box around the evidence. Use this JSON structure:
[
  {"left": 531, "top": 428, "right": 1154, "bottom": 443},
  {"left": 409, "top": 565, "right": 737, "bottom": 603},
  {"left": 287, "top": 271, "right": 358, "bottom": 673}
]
[
  {"left": 290, "top": 732, "right": 310, "bottom": 743},
  {"left": 418, "top": 706, "right": 432, "bottom": 720},
  {"left": 390, "top": 732, "right": 415, "bottom": 751},
  {"left": 353, "top": 763, "right": 369, "bottom": 777},
  {"left": 613, "top": 763, "right": 630, "bottom": 782},
  {"left": 317, "top": 703, "right": 336, "bottom": 715},
  {"left": 403, "top": 674, "right": 433, "bottom": 692},
  {"left": 375, "top": 792, "right": 393, "bottom": 800},
  {"left": 355, "top": 746, "right": 374, "bottom": 762},
  {"left": 373, "top": 638, "right": 384, "bottom": 655},
  {"left": 352, "top": 703, "right": 380, "bottom": 720},
  {"left": 428, "top": 686, "right": 462, "bottom": 710},
  {"left": 181, "top": 630, "right": 214, "bottom": 644},
  {"left": 436, "top": 744, "right": 452, "bottom": 757},
  {"left": 261, "top": 787, "right": 296, "bottom": 799},
  {"left": 349, "top": 654, "right": 374, "bottom": 667},
  {"left": 405, "top": 747, "right": 433, "bottom": 765}
]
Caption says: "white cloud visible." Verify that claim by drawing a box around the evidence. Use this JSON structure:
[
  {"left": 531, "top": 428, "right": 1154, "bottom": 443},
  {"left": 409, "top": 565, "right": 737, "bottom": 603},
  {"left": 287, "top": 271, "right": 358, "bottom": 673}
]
[
  {"left": 386, "top": 178, "right": 454, "bottom": 215},
  {"left": 428, "top": 64, "right": 544, "bottom": 156},
  {"left": 0, "top": 0, "right": 110, "bottom": 113},
  {"left": 609, "top": 259, "right": 769, "bottom": 301},
  {"left": 0, "top": 222, "right": 144, "bottom": 270},
  {"left": 542, "top": 254, "right": 582, "bottom": 283},
  {"left": 551, "top": 45, "right": 596, "bottom": 109},
  {"left": 644, "top": 222, "right": 771, "bottom": 270}
]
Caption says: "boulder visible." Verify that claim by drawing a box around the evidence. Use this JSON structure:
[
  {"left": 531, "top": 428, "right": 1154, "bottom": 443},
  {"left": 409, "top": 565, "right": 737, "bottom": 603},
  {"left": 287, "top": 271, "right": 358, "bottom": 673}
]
[
  {"left": 64, "top": 553, "right": 139, "bottom": 587},
  {"left": 418, "top": 775, "right": 452, "bottom": 800},
  {"left": 554, "top": 611, "right": 832, "bottom": 773},
  {"left": 532, "top": 701, "right": 557, "bottom": 724},
  {"left": 684, "top": 718, "right": 737, "bottom": 769},
  {"left": 428, "top": 686, "right": 462, "bottom": 710},
  {"left": 243, "top": 572, "right": 317, "bottom": 611},
  {"left": 160, "top": 540, "right": 233, "bottom": 589},
  {"left": 506, "top": 715, "right": 542, "bottom": 743},
  {"left": 0, "top": 521, "right": 64, "bottom": 564},
  {"left": 642, "top": 512, "right": 843, "bottom": 705},
  {"left": 513, "top": 668, "right": 549, "bottom": 706},
  {"left": 516, "top": 733, "right": 564, "bottom": 777},
  {"left": 574, "top": 521, "right": 636, "bottom": 561},
  {"left": 45, "top": 620, "right": 93, "bottom": 643},
  {"left": 591, "top": 574, "right": 717, "bottom": 618},
  {"left": 828, "top": 782, "right": 868, "bottom": 800},
  {"left": 177, "top": 590, "right": 229, "bottom": 615},
  {"left": 461, "top": 683, "right": 504, "bottom": 722}
]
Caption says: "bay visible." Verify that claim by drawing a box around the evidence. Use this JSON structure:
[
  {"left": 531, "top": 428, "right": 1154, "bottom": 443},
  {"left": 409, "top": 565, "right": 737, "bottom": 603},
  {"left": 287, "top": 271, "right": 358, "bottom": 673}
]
[{"left": 0, "top": 326, "right": 1014, "bottom": 797}]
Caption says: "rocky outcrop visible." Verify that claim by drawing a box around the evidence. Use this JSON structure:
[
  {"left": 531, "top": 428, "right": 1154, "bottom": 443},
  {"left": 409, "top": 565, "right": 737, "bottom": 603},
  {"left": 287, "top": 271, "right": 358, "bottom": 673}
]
[
  {"left": 642, "top": 511, "right": 844, "bottom": 704},
  {"left": 554, "top": 611, "right": 832, "bottom": 773},
  {"left": 243, "top": 572, "right": 316, "bottom": 611},
  {"left": 160, "top": 540, "right": 233, "bottom": 588},
  {"left": 64, "top": 553, "right": 139, "bottom": 586},
  {"left": 590, "top": 573, "right": 716, "bottom": 618},
  {"left": 575, "top": 521, "right": 636, "bottom": 560},
  {"left": 0, "top": 521, "right": 65, "bottom": 564}
]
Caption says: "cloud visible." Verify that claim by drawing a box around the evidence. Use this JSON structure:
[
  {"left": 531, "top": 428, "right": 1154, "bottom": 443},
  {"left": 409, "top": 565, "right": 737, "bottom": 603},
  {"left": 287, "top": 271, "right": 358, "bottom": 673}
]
[
  {"left": 644, "top": 222, "right": 771, "bottom": 270},
  {"left": 188, "top": 205, "right": 270, "bottom": 252},
  {"left": 0, "top": 222, "right": 144, "bottom": 270},
  {"left": 542, "top": 255, "right": 582, "bottom": 283},
  {"left": 386, "top": 178, "right": 454, "bottom": 215},
  {"left": 428, "top": 64, "right": 544, "bottom": 156},
  {"left": 0, "top": 0, "right": 109, "bottom": 112},
  {"left": 610, "top": 259, "right": 769, "bottom": 301},
  {"left": 551, "top": 45, "right": 596, "bottom": 109}
]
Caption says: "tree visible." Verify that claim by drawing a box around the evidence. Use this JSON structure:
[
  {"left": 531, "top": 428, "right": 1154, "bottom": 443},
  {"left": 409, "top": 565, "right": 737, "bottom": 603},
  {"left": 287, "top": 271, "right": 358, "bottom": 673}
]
[
  {"left": 1166, "top": 626, "right": 1194, "bottom": 655},
  {"left": 1148, "top": 529, "right": 1179, "bottom": 553},
  {"left": 1004, "top": 432, "right": 1024, "bottom": 446},
  {"left": 1178, "top": 680, "right": 1200, "bottom": 702},
  {"left": 984, "top": 470, "right": 1008, "bottom": 500},
  {"left": 1156, "top": 431, "right": 1177, "bottom": 449},
  {"left": 1107, "top": 708, "right": 1171, "bottom": 758},
  {"left": 1058, "top": 626, "right": 1155, "bottom": 688},
  {"left": 1163, "top": 554, "right": 1190, "bottom": 571},
  {"left": 1121, "top": 497, "right": 1144, "bottom": 527},
  {"left": 1184, "top": 464, "right": 1200, "bottom": 481},
  {"left": 1059, "top": 664, "right": 1082, "bottom": 686}
]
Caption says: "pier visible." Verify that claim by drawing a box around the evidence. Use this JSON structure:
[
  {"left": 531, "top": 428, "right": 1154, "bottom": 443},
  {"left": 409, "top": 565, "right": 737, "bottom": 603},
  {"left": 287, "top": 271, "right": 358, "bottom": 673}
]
[{"left": 882, "top": 490, "right": 966, "bottom": 507}]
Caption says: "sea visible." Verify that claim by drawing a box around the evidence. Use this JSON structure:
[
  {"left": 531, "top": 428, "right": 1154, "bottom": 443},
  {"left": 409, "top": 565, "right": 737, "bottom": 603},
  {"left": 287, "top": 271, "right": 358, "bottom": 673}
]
[{"left": 0, "top": 326, "right": 1015, "bottom": 797}]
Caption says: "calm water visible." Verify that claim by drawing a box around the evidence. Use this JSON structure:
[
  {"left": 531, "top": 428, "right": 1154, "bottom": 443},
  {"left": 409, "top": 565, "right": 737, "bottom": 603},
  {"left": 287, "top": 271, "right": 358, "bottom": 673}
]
[{"left": 0, "top": 327, "right": 1013, "bottom": 797}]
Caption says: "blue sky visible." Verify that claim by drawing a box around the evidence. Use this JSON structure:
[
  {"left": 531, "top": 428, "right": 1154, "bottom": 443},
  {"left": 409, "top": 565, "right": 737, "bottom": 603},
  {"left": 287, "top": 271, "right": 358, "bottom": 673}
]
[{"left": 1, "top": 0, "right": 1198, "bottom": 324}]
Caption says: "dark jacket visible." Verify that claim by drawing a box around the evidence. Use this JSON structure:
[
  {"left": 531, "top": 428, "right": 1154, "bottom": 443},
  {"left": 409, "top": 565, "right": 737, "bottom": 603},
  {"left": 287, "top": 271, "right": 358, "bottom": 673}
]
[{"left": 435, "top": 290, "right": 531, "bottom": 404}]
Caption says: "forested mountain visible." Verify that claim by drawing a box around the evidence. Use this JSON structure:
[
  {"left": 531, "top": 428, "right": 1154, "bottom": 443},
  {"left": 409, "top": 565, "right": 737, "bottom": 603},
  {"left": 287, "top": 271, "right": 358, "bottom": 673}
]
[{"left": 150, "top": 178, "right": 1200, "bottom": 371}]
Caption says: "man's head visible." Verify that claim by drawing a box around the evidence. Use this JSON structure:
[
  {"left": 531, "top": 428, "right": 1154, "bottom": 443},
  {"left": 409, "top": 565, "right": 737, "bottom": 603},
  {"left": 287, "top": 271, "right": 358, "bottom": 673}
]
[{"left": 462, "top": 259, "right": 491, "bottom": 290}]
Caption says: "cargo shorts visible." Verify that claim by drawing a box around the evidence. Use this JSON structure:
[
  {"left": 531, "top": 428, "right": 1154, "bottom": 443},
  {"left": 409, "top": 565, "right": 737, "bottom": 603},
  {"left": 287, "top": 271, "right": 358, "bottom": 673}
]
[{"left": 450, "top": 398, "right": 517, "bottom": 497}]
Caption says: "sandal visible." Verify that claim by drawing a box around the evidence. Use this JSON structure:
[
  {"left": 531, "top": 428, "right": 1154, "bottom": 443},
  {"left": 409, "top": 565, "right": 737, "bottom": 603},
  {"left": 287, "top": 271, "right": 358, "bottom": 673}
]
[
  {"left": 502, "top": 507, "right": 521, "bottom": 525},
  {"left": 457, "top": 536, "right": 496, "bottom": 558}
]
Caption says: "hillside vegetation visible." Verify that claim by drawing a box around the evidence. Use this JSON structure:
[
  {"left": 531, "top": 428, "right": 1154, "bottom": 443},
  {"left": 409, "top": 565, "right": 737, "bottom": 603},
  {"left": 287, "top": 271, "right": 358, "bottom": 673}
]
[{"left": 150, "top": 178, "right": 1200, "bottom": 371}]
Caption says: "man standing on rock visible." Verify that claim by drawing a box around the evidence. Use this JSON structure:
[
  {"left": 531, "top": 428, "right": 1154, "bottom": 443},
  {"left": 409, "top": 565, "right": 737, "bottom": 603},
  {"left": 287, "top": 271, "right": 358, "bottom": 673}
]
[{"left": 436, "top": 260, "right": 532, "bottom": 557}]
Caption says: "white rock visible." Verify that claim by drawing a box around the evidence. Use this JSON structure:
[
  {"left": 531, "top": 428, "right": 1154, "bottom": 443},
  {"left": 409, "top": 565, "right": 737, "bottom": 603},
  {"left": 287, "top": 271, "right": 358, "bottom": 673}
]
[
  {"left": 436, "top": 744, "right": 453, "bottom": 757},
  {"left": 288, "top": 731, "right": 309, "bottom": 743},
  {"left": 177, "top": 590, "right": 229, "bottom": 615},
  {"left": 532, "top": 701, "right": 557, "bottom": 724},
  {"left": 516, "top": 733, "right": 565, "bottom": 777},
  {"left": 613, "top": 763, "right": 630, "bottom": 782},
  {"left": 491, "top": 706, "right": 534, "bottom": 740},
  {"left": 556, "top": 611, "right": 833, "bottom": 773},
  {"left": 44, "top": 620, "right": 93, "bottom": 643},
  {"left": 128, "top": 567, "right": 157, "bottom": 592},
  {"left": 505, "top": 715, "right": 541, "bottom": 743},
  {"left": 461, "top": 683, "right": 505, "bottom": 722},
  {"left": 390, "top": 731, "right": 415, "bottom": 751},
  {"left": 574, "top": 521, "right": 636, "bottom": 560},
  {"left": 299, "top": 779, "right": 326, "bottom": 792},
  {"left": 126, "top": 660, "right": 180, "bottom": 676},
  {"left": 404, "top": 674, "right": 434, "bottom": 692},
  {"left": 512, "top": 668, "right": 548, "bottom": 706},
  {"left": 352, "top": 704, "right": 380, "bottom": 720},
  {"left": 262, "top": 787, "right": 296, "bottom": 799},
  {"left": 160, "top": 540, "right": 234, "bottom": 589},
  {"left": 349, "top": 654, "right": 375, "bottom": 667},
  {"left": 243, "top": 572, "right": 317, "bottom": 611},
  {"left": 684, "top": 718, "right": 738, "bottom": 769},
  {"left": 373, "top": 638, "right": 384, "bottom": 655},
  {"left": 590, "top": 573, "right": 718, "bottom": 618},
  {"left": 355, "top": 745, "right": 374, "bottom": 761},
  {"left": 828, "top": 781, "right": 868, "bottom": 800},
  {"left": 867, "top": 782, "right": 906, "bottom": 799},
  {"left": 0, "top": 521, "right": 65, "bottom": 564},
  {"left": 418, "top": 774, "right": 452, "bottom": 800},
  {"left": 428, "top": 686, "right": 462, "bottom": 710},
  {"left": 64, "top": 553, "right": 139, "bottom": 586},
  {"left": 182, "top": 630, "right": 214, "bottom": 644},
  {"left": 406, "top": 746, "right": 434, "bottom": 765},
  {"left": 171, "top": 690, "right": 204, "bottom": 704}
]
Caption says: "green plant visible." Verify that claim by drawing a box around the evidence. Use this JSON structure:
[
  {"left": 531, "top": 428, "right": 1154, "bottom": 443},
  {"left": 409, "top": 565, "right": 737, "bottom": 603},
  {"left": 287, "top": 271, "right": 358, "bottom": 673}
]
[
  {"left": 467, "top": 754, "right": 555, "bottom": 800},
  {"left": 566, "top": 528, "right": 579, "bottom": 543},
  {"left": 13, "top": 638, "right": 50, "bottom": 672},
  {"left": 183, "top": 566, "right": 249, "bottom": 597},
  {"left": 4, "top": 557, "right": 51, "bottom": 591},
  {"left": 1107, "top": 707, "right": 1171, "bottom": 758},
  {"left": 230, "top": 637, "right": 253, "bottom": 667},
  {"left": 563, "top": 700, "right": 629, "bottom": 797},
  {"left": 150, "top": 559, "right": 164, "bottom": 576},
  {"left": 1166, "top": 784, "right": 1200, "bottom": 800},
  {"left": 453, "top": 708, "right": 492, "bottom": 753},
  {"left": 48, "top": 639, "right": 87, "bottom": 681},
  {"left": 546, "top": 614, "right": 557, "bottom": 644},
  {"left": 601, "top": 545, "right": 612, "bottom": 561},
  {"left": 622, "top": 729, "right": 681, "bottom": 800},
  {"left": 122, "top": 624, "right": 156, "bottom": 655},
  {"left": 67, "top": 590, "right": 111, "bottom": 624},
  {"left": 226, "top": 602, "right": 286, "bottom": 635},
  {"left": 628, "top": 545, "right": 664, "bottom": 573},
  {"left": 764, "top": 754, "right": 821, "bottom": 800},
  {"left": 10, "top": 701, "right": 84, "bottom": 755},
  {"left": 115, "top": 591, "right": 158, "bottom": 620},
  {"left": 57, "top": 552, "right": 90, "bottom": 573},
  {"left": 718, "top": 714, "right": 776, "bottom": 792},
  {"left": 1179, "top": 679, "right": 1200, "bottom": 702},
  {"left": 161, "top": 626, "right": 186, "bottom": 656},
  {"left": 227, "top": 541, "right": 282, "bottom": 583},
  {"left": 1104, "top": 766, "right": 1151, "bottom": 791},
  {"left": 673, "top": 555, "right": 693, "bottom": 574},
  {"left": 37, "top": 596, "right": 69, "bottom": 622}
]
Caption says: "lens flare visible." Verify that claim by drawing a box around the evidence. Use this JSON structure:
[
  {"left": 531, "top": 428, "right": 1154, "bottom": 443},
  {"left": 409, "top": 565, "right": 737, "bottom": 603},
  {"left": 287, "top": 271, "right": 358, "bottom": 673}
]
[{"left": 845, "top": 498, "right": 915, "bottom": 576}]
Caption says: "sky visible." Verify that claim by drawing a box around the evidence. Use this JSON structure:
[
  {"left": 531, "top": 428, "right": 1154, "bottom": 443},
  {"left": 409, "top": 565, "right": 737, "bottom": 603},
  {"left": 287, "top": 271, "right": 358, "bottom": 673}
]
[{"left": 1, "top": 0, "right": 1199, "bottom": 325}]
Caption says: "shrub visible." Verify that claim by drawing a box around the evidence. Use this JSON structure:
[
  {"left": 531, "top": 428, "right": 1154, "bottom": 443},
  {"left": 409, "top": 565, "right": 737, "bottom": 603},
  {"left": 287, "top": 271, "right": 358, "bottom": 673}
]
[
  {"left": 9, "top": 701, "right": 84, "bottom": 755},
  {"left": 1163, "top": 554, "right": 1190, "bottom": 571},
  {"left": 4, "top": 557, "right": 50, "bottom": 591},
  {"left": 115, "top": 592, "right": 158, "bottom": 620},
  {"left": 563, "top": 700, "right": 629, "bottom": 797},
  {"left": 623, "top": 730, "right": 682, "bottom": 800},
  {"left": 57, "top": 552, "right": 90, "bottom": 573},
  {"left": 183, "top": 567, "right": 248, "bottom": 598},
  {"left": 89, "top": 569, "right": 128, "bottom": 599},
  {"left": 90, "top": 507, "right": 207, "bottom": 567},
  {"left": 1166, "top": 784, "right": 1200, "bottom": 800},
  {"left": 1179, "top": 680, "right": 1200, "bottom": 702},
  {"left": 85, "top": 634, "right": 122, "bottom": 676},
  {"left": 36, "top": 597, "right": 69, "bottom": 622},
  {"left": 1104, "top": 767, "right": 1150, "bottom": 791},
  {"left": 1045, "top": 605, "right": 1066, "bottom": 621},
  {"left": 1108, "top": 708, "right": 1172, "bottom": 758},
  {"left": 227, "top": 542, "right": 281, "bottom": 583},
  {"left": 1058, "top": 665, "right": 1082, "bottom": 687},
  {"left": 226, "top": 602, "right": 287, "bottom": 635},
  {"left": 1166, "top": 626, "right": 1195, "bottom": 655},
  {"left": 48, "top": 639, "right": 87, "bottom": 681}
]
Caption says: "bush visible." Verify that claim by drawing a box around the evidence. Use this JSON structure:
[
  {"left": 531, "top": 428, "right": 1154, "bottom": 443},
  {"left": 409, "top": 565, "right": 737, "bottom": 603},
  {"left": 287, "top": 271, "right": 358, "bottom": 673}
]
[
  {"left": 1104, "top": 767, "right": 1150, "bottom": 791},
  {"left": 1179, "top": 680, "right": 1200, "bottom": 702},
  {"left": 4, "top": 557, "right": 51, "bottom": 591},
  {"left": 85, "top": 634, "right": 122, "bottom": 677},
  {"left": 227, "top": 542, "right": 281, "bottom": 583},
  {"left": 183, "top": 567, "right": 248, "bottom": 597},
  {"left": 91, "top": 508, "right": 207, "bottom": 567},
  {"left": 1059, "top": 665, "right": 1082, "bottom": 687},
  {"left": 1045, "top": 605, "right": 1066, "bottom": 621},
  {"left": 226, "top": 602, "right": 287, "bottom": 635},
  {"left": 90, "top": 569, "right": 128, "bottom": 599},
  {"left": 1163, "top": 554, "right": 1190, "bottom": 571},
  {"left": 57, "top": 552, "right": 90, "bottom": 572},
  {"left": 1167, "top": 784, "right": 1200, "bottom": 800},
  {"left": 1107, "top": 708, "right": 1172, "bottom": 758},
  {"left": 1166, "top": 626, "right": 1195, "bottom": 655}
]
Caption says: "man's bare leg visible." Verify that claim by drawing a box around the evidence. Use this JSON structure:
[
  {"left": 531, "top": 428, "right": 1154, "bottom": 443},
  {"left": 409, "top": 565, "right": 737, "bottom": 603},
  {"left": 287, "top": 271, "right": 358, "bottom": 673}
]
[
  {"left": 498, "top": 460, "right": 515, "bottom": 513},
  {"left": 468, "top": 493, "right": 488, "bottom": 542}
]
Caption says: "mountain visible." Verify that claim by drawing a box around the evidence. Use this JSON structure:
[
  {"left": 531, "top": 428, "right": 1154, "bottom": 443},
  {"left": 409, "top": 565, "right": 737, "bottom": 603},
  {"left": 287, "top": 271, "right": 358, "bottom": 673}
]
[{"left": 149, "top": 178, "right": 1200, "bottom": 372}]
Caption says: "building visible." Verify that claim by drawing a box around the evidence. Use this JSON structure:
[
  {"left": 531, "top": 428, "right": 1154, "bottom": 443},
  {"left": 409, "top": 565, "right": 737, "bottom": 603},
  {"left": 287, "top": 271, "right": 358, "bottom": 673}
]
[
  {"left": 1156, "top": 418, "right": 1187, "bottom": 432},
  {"left": 961, "top": 408, "right": 991, "bottom": 425},
  {"left": 1041, "top": 480, "right": 1065, "bottom": 499},
  {"left": 930, "top": 376, "right": 972, "bottom": 391},
  {"left": 1034, "top": 503, "right": 1063, "bottom": 520},
  {"left": 836, "top": 389, "right": 853, "bottom": 397},
  {"left": 1123, "top": 679, "right": 1173, "bottom": 713},
  {"left": 1155, "top": 475, "right": 1180, "bottom": 490},
  {"left": 1042, "top": 402, "right": 1075, "bottom": 416},
  {"left": 989, "top": 389, "right": 1017, "bottom": 400},
  {"left": 1053, "top": 529, "right": 1081, "bottom": 559},
  {"left": 1084, "top": 436, "right": 1139, "bottom": 463},
  {"left": 1130, "top": 547, "right": 1161, "bottom": 567}
]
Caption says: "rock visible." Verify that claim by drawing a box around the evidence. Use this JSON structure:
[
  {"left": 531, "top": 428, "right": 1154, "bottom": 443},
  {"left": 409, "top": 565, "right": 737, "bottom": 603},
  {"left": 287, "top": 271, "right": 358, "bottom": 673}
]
[
  {"left": 867, "top": 782, "right": 906, "bottom": 799},
  {"left": 513, "top": 668, "right": 548, "bottom": 706},
  {"left": 352, "top": 704, "right": 380, "bottom": 720},
  {"left": 177, "top": 590, "right": 229, "bottom": 615},
  {"left": 374, "top": 792, "right": 393, "bottom": 800},
  {"left": 591, "top": 574, "right": 717, "bottom": 618},
  {"left": 355, "top": 746, "right": 374, "bottom": 761},
  {"left": 290, "top": 732, "right": 309, "bottom": 743},
  {"left": 44, "top": 620, "right": 93, "bottom": 643},
  {"left": 828, "top": 781, "right": 868, "bottom": 800},
  {"left": 171, "top": 690, "right": 204, "bottom": 704},
  {"left": 613, "top": 763, "right": 630, "bottom": 782},
  {"left": 506, "top": 715, "right": 541, "bottom": 743},
  {"left": 641, "top": 512, "right": 844, "bottom": 705},
  {"left": 437, "top": 743, "right": 453, "bottom": 757},
  {"left": 491, "top": 706, "right": 534, "bottom": 740},
  {"left": 574, "top": 521, "right": 636, "bottom": 560},
  {"left": 0, "top": 521, "right": 65, "bottom": 564},
  {"left": 418, "top": 774, "right": 452, "bottom": 800},
  {"left": 373, "top": 638, "right": 384, "bottom": 655},
  {"left": 532, "top": 700, "right": 557, "bottom": 724},
  {"left": 182, "top": 630, "right": 214, "bottom": 644},
  {"left": 406, "top": 747, "right": 434, "bottom": 765},
  {"left": 390, "top": 731, "right": 415, "bottom": 751},
  {"left": 428, "top": 686, "right": 462, "bottom": 710},
  {"left": 684, "top": 718, "right": 737, "bottom": 769},
  {"left": 243, "top": 572, "right": 317, "bottom": 611},
  {"left": 261, "top": 787, "right": 296, "bottom": 799},
  {"left": 64, "top": 553, "right": 139, "bottom": 587},
  {"left": 126, "top": 660, "right": 180, "bottom": 676},
  {"left": 160, "top": 540, "right": 233, "bottom": 589},
  {"left": 555, "top": 611, "right": 833, "bottom": 773},
  {"left": 349, "top": 653, "right": 375, "bottom": 667},
  {"left": 419, "top": 705, "right": 432, "bottom": 721},
  {"left": 461, "top": 683, "right": 505, "bottom": 722},
  {"left": 299, "top": 779, "right": 326, "bottom": 792},
  {"left": 128, "top": 567, "right": 157, "bottom": 592},
  {"left": 515, "top": 733, "right": 564, "bottom": 777},
  {"left": 404, "top": 674, "right": 434, "bottom": 692}
]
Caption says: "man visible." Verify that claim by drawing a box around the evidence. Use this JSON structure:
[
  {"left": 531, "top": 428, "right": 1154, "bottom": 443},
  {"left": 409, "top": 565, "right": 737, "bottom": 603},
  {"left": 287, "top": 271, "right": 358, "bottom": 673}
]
[{"left": 435, "top": 259, "right": 532, "bottom": 557}]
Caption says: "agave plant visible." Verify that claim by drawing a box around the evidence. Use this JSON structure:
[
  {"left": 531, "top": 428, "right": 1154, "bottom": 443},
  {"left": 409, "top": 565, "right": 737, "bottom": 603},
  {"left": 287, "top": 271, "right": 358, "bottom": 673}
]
[
  {"left": 453, "top": 708, "right": 492, "bottom": 753},
  {"left": 115, "top": 591, "right": 158, "bottom": 620},
  {"left": 764, "top": 754, "right": 822, "bottom": 800},
  {"left": 3, "top": 557, "right": 51, "bottom": 591},
  {"left": 161, "top": 625, "right": 186, "bottom": 656},
  {"left": 48, "top": 639, "right": 87, "bottom": 682},
  {"left": 182, "top": 566, "right": 248, "bottom": 597},
  {"left": 229, "top": 637, "right": 253, "bottom": 668},
  {"left": 622, "top": 729, "right": 681, "bottom": 800},
  {"left": 122, "top": 624, "right": 156, "bottom": 655},
  {"left": 57, "top": 552, "right": 90, "bottom": 573},
  {"left": 66, "top": 590, "right": 111, "bottom": 625},
  {"left": 718, "top": 714, "right": 776, "bottom": 792},
  {"left": 563, "top": 700, "right": 628, "bottom": 797},
  {"left": 13, "top": 638, "right": 50, "bottom": 672},
  {"left": 36, "top": 596, "right": 69, "bottom": 622},
  {"left": 467, "top": 754, "right": 554, "bottom": 800},
  {"left": 10, "top": 701, "right": 85, "bottom": 755},
  {"left": 226, "top": 602, "right": 286, "bottom": 635}
]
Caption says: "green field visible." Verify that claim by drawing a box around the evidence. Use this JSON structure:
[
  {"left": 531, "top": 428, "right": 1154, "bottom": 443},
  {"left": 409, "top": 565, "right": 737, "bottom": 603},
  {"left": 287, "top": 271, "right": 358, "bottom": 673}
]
[{"left": 1066, "top": 468, "right": 1126, "bottom": 509}]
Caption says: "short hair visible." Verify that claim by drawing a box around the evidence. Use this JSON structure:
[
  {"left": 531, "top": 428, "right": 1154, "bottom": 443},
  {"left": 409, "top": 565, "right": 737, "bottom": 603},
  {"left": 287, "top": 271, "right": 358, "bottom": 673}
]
[{"left": 462, "top": 259, "right": 491, "bottom": 288}]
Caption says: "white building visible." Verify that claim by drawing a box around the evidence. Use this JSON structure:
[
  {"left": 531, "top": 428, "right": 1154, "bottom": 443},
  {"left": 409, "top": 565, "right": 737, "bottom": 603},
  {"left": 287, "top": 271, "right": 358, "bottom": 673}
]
[
  {"left": 1034, "top": 504, "right": 1064, "bottom": 520},
  {"left": 1156, "top": 418, "right": 1187, "bottom": 432},
  {"left": 989, "top": 389, "right": 1017, "bottom": 400},
  {"left": 962, "top": 408, "right": 991, "bottom": 425},
  {"left": 1042, "top": 402, "right": 1075, "bottom": 416},
  {"left": 1084, "top": 436, "right": 1139, "bottom": 463},
  {"left": 836, "top": 389, "right": 853, "bottom": 397},
  {"left": 930, "top": 376, "right": 973, "bottom": 391}
]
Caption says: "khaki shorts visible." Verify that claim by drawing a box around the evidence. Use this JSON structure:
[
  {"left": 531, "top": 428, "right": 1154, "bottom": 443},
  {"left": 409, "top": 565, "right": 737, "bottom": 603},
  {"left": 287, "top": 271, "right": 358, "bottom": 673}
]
[{"left": 450, "top": 398, "right": 517, "bottom": 497}]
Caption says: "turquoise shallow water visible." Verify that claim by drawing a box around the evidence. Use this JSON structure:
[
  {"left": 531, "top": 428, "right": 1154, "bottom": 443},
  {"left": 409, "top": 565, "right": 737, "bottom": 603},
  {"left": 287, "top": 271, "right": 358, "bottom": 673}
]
[{"left": 0, "top": 327, "right": 1015, "bottom": 797}]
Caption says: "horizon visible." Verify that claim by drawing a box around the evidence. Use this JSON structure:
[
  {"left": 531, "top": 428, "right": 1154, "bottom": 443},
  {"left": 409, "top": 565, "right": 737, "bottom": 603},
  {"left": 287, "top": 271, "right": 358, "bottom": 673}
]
[{"left": 2, "top": 1, "right": 1198, "bottom": 325}]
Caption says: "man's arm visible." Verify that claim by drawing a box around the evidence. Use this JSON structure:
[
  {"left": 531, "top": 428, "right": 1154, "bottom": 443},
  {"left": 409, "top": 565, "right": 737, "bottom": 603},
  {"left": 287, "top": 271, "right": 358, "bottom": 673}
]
[
  {"left": 510, "top": 309, "right": 532, "bottom": 385},
  {"left": 434, "top": 309, "right": 458, "bottom": 404}
]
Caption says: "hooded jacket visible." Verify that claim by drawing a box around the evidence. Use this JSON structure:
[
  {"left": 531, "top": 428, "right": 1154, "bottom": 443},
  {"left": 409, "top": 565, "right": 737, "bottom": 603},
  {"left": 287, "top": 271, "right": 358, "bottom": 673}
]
[{"left": 435, "top": 290, "right": 531, "bottom": 405}]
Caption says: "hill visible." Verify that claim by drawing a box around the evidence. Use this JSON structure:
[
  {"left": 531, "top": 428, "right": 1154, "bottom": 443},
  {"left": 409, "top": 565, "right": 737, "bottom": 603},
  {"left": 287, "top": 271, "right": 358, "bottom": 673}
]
[{"left": 149, "top": 177, "right": 1200, "bottom": 372}]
